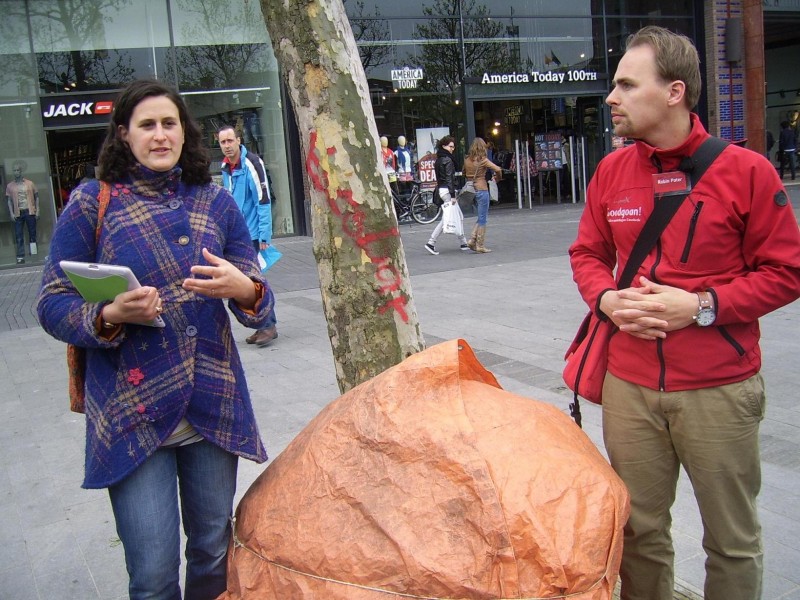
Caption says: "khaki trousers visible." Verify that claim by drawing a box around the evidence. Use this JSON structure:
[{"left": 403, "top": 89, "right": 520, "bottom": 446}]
[{"left": 602, "top": 372, "right": 765, "bottom": 600}]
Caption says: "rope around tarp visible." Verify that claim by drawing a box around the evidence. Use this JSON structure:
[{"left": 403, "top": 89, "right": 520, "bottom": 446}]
[{"left": 230, "top": 517, "right": 608, "bottom": 600}]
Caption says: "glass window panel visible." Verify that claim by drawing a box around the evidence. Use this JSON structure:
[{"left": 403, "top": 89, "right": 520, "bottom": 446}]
[
  {"left": 605, "top": 17, "right": 695, "bottom": 76},
  {"left": 36, "top": 48, "right": 165, "bottom": 93},
  {"left": 0, "top": 0, "right": 54, "bottom": 267},
  {"left": 29, "top": 0, "right": 170, "bottom": 52},
  {"left": 172, "top": 0, "right": 294, "bottom": 235},
  {"left": 0, "top": 1, "right": 32, "bottom": 56},
  {"left": 170, "top": 0, "right": 269, "bottom": 47}
]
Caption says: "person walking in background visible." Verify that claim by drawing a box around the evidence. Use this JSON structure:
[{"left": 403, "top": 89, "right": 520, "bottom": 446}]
[
  {"left": 778, "top": 120, "right": 796, "bottom": 180},
  {"left": 6, "top": 161, "right": 40, "bottom": 264},
  {"left": 463, "top": 137, "right": 502, "bottom": 253},
  {"left": 218, "top": 124, "right": 279, "bottom": 347},
  {"left": 424, "top": 136, "right": 469, "bottom": 255},
  {"left": 570, "top": 26, "right": 800, "bottom": 599},
  {"left": 765, "top": 128, "right": 775, "bottom": 163},
  {"left": 37, "top": 79, "right": 274, "bottom": 599}
]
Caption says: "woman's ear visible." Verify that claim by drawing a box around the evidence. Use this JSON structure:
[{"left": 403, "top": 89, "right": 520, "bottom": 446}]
[{"left": 117, "top": 124, "right": 128, "bottom": 142}]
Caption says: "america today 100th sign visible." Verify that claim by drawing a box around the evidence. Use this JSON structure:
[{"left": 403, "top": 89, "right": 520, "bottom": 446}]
[{"left": 479, "top": 69, "right": 599, "bottom": 85}]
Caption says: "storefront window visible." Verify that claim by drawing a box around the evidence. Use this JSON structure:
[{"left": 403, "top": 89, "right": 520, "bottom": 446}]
[
  {"left": 0, "top": 0, "right": 297, "bottom": 270},
  {"left": 169, "top": 0, "right": 294, "bottom": 235},
  {"left": 0, "top": 1, "right": 52, "bottom": 267}
]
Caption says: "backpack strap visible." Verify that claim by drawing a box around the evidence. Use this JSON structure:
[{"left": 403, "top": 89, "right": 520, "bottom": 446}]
[
  {"left": 617, "top": 136, "right": 728, "bottom": 289},
  {"left": 569, "top": 136, "right": 728, "bottom": 427},
  {"left": 95, "top": 181, "right": 111, "bottom": 244},
  {"left": 246, "top": 152, "right": 271, "bottom": 204}
]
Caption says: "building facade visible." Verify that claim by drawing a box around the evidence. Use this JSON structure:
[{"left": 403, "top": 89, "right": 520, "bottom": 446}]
[
  {"left": 1, "top": 0, "right": 798, "bottom": 269},
  {"left": 0, "top": 0, "right": 301, "bottom": 269},
  {"left": 346, "top": 0, "right": 704, "bottom": 205}
]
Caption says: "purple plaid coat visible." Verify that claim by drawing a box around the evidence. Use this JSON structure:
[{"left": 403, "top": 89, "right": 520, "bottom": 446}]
[{"left": 37, "top": 165, "right": 272, "bottom": 488}]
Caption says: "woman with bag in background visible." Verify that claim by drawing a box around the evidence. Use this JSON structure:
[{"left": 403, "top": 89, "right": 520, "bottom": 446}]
[
  {"left": 37, "top": 79, "right": 274, "bottom": 600},
  {"left": 424, "top": 135, "right": 470, "bottom": 255},
  {"left": 463, "top": 137, "right": 502, "bottom": 253}
]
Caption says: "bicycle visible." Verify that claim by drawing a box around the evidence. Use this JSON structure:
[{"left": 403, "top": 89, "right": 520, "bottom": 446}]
[{"left": 391, "top": 181, "right": 442, "bottom": 225}]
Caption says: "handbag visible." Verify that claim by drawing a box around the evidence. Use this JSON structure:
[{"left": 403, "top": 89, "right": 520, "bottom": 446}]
[
  {"left": 563, "top": 137, "right": 728, "bottom": 427},
  {"left": 456, "top": 164, "right": 479, "bottom": 207},
  {"left": 67, "top": 182, "right": 111, "bottom": 414},
  {"left": 433, "top": 189, "right": 446, "bottom": 207},
  {"left": 456, "top": 181, "right": 475, "bottom": 207}
]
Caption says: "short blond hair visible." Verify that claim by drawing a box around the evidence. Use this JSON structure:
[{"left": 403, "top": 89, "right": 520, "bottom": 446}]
[{"left": 627, "top": 26, "right": 701, "bottom": 110}]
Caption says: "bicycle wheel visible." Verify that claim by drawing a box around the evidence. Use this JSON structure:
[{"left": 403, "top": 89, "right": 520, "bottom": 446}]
[{"left": 410, "top": 190, "right": 442, "bottom": 224}]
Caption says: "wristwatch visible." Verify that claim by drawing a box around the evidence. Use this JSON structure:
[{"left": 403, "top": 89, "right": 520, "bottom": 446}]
[{"left": 694, "top": 291, "right": 716, "bottom": 327}]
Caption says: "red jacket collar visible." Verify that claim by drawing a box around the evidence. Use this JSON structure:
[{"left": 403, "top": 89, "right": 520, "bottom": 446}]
[
  {"left": 634, "top": 113, "right": 710, "bottom": 172},
  {"left": 222, "top": 155, "right": 240, "bottom": 171}
]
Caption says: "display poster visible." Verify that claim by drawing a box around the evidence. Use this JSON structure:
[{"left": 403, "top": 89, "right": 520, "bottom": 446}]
[
  {"left": 415, "top": 127, "right": 450, "bottom": 190},
  {"left": 533, "top": 133, "right": 562, "bottom": 170}
]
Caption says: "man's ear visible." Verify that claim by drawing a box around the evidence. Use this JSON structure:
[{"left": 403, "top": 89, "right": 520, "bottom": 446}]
[{"left": 666, "top": 80, "right": 686, "bottom": 107}]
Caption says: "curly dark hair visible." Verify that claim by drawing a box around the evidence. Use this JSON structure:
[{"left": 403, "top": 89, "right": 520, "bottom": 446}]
[
  {"left": 97, "top": 79, "right": 211, "bottom": 185},
  {"left": 436, "top": 135, "right": 455, "bottom": 150}
]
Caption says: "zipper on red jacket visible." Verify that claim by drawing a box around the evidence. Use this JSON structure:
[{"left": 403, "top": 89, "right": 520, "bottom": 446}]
[
  {"left": 657, "top": 337, "right": 667, "bottom": 391},
  {"left": 680, "top": 201, "right": 704, "bottom": 263},
  {"left": 646, "top": 234, "right": 670, "bottom": 390},
  {"left": 649, "top": 154, "right": 670, "bottom": 391}
]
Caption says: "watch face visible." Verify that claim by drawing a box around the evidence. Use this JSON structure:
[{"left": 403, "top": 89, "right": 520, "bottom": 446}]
[{"left": 696, "top": 308, "right": 716, "bottom": 326}]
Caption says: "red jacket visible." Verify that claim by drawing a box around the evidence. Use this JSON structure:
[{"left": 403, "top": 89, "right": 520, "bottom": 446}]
[{"left": 570, "top": 115, "right": 800, "bottom": 391}]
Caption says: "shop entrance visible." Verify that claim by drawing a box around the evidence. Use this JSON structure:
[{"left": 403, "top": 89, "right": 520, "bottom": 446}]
[
  {"left": 472, "top": 96, "right": 604, "bottom": 205},
  {"left": 46, "top": 127, "right": 106, "bottom": 216}
]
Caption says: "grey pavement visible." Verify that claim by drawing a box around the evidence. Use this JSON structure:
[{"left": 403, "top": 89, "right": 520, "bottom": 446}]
[{"left": 2, "top": 192, "right": 800, "bottom": 599}]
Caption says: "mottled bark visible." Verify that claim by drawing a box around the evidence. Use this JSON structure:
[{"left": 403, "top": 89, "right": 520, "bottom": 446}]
[{"left": 259, "top": 0, "right": 424, "bottom": 392}]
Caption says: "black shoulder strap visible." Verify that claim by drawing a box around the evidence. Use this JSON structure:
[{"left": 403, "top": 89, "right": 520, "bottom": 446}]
[
  {"left": 246, "top": 152, "right": 270, "bottom": 203},
  {"left": 570, "top": 136, "right": 728, "bottom": 428},
  {"left": 617, "top": 136, "right": 728, "bottom": 289}
]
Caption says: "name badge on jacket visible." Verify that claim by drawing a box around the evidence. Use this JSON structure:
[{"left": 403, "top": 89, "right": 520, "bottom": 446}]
[{"left": 652, "top": 171, "right": 691, "bottom": 195}]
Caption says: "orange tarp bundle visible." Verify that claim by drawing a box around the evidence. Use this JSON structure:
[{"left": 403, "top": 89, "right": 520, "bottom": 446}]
[{"left": 220, "top": 339, "right": 629, "bottom": 599}]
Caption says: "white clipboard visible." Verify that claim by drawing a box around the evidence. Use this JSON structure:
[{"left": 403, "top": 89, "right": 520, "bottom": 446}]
[{"left": 59, "top": 260, "right": 166, "bottom": 328}]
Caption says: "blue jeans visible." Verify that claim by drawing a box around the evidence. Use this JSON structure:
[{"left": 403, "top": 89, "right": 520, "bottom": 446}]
[
  {"left": 14, "top": 209, "right": 37, "bottom": 258},
  {"left": 475, "top": 190, "right": 490, "bottom": 226},
  {"left": 108, "top": 440, "right": 238, "bottom": 600},
  {"left": 253, "top": 240, "right": 277, "bottom": 330}
]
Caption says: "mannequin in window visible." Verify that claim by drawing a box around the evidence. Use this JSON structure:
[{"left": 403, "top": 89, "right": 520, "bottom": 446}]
[
  {"left": 394, "top": 135, "right": 413, "bottom": 192},
  {"left": 6, "top": 161, "right": 39, "bottom": 264},
  {"left": 381, "top": 136, "right": 398, "bottom": 193}
]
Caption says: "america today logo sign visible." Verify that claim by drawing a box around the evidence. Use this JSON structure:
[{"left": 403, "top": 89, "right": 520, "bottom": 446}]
[{"left": 40, "top": 91, "right": 117, "bottom": 129}]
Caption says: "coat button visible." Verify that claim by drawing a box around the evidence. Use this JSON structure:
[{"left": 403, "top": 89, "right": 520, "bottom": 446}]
[
  {"left": 168, "top": 199, "right": 182, "bottom": 210},
  {"left": 185, "top": 325, "right": 198, "bottom": 337},
  {"left": 178, "top": 235, "right": 190, "bottom": 245}
]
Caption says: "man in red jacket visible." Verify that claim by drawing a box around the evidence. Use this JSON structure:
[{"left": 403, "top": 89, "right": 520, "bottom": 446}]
[{"left": 569, "top": 26, "right": 800, "bottom": 600}]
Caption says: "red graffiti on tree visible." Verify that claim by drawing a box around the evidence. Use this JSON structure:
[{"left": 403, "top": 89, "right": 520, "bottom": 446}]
[{"left": 306, "top": 131, "right": 409, "bottom": 322}]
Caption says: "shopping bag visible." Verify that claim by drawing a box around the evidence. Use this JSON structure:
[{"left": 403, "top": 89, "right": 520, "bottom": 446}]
[
  {"left": 258, "top": 245, "right": 283, "bottom": 272},
  {"left": 562, "top": 311, "right": 616, "bottom": 405},
  {"left": 441, "top": 202, "right": 463, "bottom": 237},
  {"left": 489, "top": 179, "right": 499, "bottom": 203}
]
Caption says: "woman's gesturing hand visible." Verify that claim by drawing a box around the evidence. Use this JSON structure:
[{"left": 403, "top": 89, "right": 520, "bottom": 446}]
[{"left": 183, "top": 247, "right": 257, "bottom": 308}]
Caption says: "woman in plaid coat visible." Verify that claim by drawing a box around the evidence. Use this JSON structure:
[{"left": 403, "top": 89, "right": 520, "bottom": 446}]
[{"left": 37, "top": 80, "right": 274, "bottom": 600}]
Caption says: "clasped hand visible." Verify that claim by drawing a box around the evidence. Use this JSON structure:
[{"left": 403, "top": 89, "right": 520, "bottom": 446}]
[
  {"left": 601, "top": 276, "right": 699, "bottom": 341},
  {"left": 102, "top": 248, "right": 256, "bottom": 326}
]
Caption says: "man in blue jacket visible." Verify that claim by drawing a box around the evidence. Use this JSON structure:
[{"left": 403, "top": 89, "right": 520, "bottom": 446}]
[{"left": 218, "top": 125, "right": 278, "bottom": 346}]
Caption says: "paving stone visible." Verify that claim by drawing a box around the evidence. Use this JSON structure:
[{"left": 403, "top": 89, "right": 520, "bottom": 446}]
[{"left": 2, "top": 200, "right": 799, "bottom": 598}]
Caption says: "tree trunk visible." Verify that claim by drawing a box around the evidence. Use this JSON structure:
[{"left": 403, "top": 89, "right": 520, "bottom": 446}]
[{"left": 259, "top": 0, "right": 425, "bottom": 392}]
